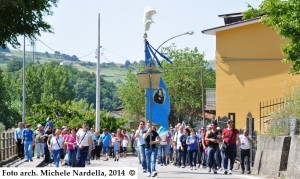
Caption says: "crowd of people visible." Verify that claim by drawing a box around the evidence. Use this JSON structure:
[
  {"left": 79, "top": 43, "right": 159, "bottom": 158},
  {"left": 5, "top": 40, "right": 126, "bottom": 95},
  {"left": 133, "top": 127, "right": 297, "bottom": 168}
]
[
  {"left": 14, "top": 118, "right": 133, "bottom": 168},
  {"left": 135, "top": 119, "right": 253, "bottom": 177},
  {"left": 14, "top": 117, "right": 253, "bottom": 176}
]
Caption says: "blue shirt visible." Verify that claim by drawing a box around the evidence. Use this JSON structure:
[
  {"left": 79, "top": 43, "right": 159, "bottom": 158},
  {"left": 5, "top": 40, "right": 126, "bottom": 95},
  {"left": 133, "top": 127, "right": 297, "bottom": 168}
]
[
  {"left": 15, "top": 128, "right": 24, "bottom": 140},
  {"left": 45, "top": 121, "right": 54, "bottom": 129},
  {"left": 180, "top": 135, "right": 188, "bottom": 147},
  {"left": 100, "top": 133, "right": 112, "bottom": 147},
  {"left": 187, "top": 136, "right": 198, "bottom": 151},
  {"left": 23, "top": 129, "right": 34, "bottom": 142}
]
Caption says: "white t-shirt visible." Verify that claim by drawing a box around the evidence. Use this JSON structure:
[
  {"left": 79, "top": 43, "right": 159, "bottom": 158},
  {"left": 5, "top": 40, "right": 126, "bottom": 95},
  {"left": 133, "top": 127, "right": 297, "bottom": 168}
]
[
  {"left": 174, "top": 131, "right": 183, "bottom": 149},
  {"left": 50, "top": 136, "right": 64, "bottom": 150},
  {"left": 136, "top": 129, "right": 146, "bottom": 146},
  {"left": 122, "top": 139, "right": 129, "bottom": 147},
  {"left": 76, "top": 129, "right": 93, "bottom": 147},
  {"left": 239, "top": 134, "right": 252, "bottom": 150}
]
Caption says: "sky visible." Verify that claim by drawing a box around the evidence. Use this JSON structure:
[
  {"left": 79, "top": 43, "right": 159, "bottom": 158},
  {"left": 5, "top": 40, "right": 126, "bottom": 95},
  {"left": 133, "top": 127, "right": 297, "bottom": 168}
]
[{"left": 14, "top": 0, "right": 263, "bottom": 64}]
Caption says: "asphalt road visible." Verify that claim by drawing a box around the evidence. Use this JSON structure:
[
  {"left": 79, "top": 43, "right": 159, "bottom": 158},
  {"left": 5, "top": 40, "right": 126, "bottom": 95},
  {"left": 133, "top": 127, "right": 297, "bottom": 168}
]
[
  {"left": 86, "top": 157, "right": 265, "bottom": 179},
  {"left": 4, "top": 156, "right": 266, "bottom": 179}
]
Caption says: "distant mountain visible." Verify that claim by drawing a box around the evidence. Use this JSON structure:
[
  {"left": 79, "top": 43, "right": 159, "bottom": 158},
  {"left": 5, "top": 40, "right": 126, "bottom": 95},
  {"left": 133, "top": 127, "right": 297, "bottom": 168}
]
[{"left": 207, "top": 60, "right": 216, "bottom": 70}]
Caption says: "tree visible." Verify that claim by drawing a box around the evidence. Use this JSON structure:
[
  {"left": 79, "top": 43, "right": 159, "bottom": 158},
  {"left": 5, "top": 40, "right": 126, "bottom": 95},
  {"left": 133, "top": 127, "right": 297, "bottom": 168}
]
[
  {"left": 118, "top": 68, "right": 145, "bottom": 119},
  {"left": 243, "top": 0, "right": 300, "bottom": 74},
  {"left": 0, "top": 69, "right": 20, "bottom": 129},
  {"left": 124, "top": 60, "right": 131, "bottom": 68},
  {"left": 0, "top": 0, "right": 59, "bottom": 48},
  {"left": 6, "top": 60, "right": 22, "bottom": 72},
  {"left": 161, "top": 45, "right": 215, "bottom": 124}
]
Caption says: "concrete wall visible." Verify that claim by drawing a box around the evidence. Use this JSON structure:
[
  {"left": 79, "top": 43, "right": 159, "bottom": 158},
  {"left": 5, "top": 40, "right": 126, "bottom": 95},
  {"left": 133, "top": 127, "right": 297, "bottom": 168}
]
[
  {"left": 286, "top": 136, "right": 300, "bottom": 179},
  {"left": 252, "top": 136, "right": 291, "bottom": 178}
]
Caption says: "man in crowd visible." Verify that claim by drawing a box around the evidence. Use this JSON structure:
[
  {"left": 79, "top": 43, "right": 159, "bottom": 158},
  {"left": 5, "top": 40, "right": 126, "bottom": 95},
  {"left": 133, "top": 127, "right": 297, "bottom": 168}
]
[
  {"left": 135, "top": 121, "right": 147, "bottom": 173},
  {"left": 34, "top": 124, "right": 45, "bottom": 158},
  {"left": 239, "top": 129, "right": 252, "bottom": 174},
  {"left": 15, "top": 122, "right": 24, "bottom": 159}
]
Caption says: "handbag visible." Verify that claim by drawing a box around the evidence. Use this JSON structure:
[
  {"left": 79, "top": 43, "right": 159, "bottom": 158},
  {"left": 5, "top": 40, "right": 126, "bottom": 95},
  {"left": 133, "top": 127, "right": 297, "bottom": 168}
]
[{"left": 222, "top": 130, "right": 234, "bottom": 152}]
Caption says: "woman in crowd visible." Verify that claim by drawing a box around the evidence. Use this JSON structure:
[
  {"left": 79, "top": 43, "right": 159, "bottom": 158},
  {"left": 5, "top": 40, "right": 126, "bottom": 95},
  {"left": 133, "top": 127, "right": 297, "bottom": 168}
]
[
  {"left": 186, "top": 128, "right": 199, "bottom": 170},
  {"left": 65, "top": 128, "right": 77, "bottom": 167},
  {"left": 179, "top": 128, "right": 189, "bottom": 168},
  {"left": 92, "top": 131, "right": 101, "bottom": 160},
  {"left": 50, "top": 129, "right": 64, "bottom": 167}
]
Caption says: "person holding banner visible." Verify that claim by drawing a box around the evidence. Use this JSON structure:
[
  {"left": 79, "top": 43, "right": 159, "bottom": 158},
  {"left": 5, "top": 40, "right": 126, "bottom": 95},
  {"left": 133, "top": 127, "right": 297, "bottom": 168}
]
[{"left": 143, "top": 122, "right": 161, "bottom": 177}]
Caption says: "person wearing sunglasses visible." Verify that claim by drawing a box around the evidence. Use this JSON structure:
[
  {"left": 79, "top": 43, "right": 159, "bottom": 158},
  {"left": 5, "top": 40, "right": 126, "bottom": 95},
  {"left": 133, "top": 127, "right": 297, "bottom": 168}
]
[{"left": 135, "top": 121, "right": 147, "bottom": 173}]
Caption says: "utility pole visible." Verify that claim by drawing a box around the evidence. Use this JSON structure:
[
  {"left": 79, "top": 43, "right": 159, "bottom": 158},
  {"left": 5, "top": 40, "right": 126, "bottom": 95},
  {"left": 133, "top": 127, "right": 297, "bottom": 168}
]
[
  {"left": 95, "top": 13, "right": 101, "bottom": 132},
  {"left": 200, "top": 66, "right": 205, "bottom": 127},
  {"left": 22, "top": 36, "right": 26, "bottom": 123},
  {"left": 31, "top": 39, "right": 35, "bottom": 63}
]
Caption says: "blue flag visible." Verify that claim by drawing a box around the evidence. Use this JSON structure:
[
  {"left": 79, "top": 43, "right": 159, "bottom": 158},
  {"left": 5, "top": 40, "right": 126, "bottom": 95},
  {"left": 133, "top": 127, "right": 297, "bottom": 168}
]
[
  {"left": 157, "top": 126, "right": 169, "bottom": 136},
  {"left": 146, "top": 77, "right": 170, "bottom": 129}
]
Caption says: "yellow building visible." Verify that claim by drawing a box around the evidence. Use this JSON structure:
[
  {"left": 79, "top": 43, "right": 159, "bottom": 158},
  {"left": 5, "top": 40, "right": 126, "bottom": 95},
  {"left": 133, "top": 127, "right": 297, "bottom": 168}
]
[{"left": 202, "top": 13, "right": 300, "bottom": 132}]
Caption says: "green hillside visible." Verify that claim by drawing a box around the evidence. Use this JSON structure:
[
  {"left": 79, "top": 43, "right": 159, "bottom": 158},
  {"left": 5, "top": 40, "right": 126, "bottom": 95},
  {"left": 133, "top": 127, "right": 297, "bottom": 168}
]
[{"left": 0, "top": 50, "right": 129, "bottom": 82}]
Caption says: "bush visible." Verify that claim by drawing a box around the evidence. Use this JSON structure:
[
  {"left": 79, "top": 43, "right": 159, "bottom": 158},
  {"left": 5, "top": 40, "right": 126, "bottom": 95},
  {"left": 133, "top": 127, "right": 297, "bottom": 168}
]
[
  {"left": 0, "top": 122, "right": 5, "bottom": 133},
  {"left": 266, "top": 88, "right": 300, "bottom": 136}
]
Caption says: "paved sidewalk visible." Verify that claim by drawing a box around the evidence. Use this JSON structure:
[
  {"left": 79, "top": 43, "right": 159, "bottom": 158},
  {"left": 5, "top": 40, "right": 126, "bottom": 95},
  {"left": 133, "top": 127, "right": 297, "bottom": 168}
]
[{"left": 3, "top": 156, "right": 44, "bottom": 168}]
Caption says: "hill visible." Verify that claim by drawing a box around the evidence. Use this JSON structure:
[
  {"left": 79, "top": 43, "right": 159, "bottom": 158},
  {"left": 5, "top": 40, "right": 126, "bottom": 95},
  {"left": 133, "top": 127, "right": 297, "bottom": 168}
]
[{"left": 0, "top": 50, "right": 129, "bottom": 82}]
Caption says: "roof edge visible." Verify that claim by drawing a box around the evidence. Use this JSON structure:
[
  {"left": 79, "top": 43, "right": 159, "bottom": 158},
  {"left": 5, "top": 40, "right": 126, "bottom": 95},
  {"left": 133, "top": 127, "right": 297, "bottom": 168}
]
[{"left": 202, "top": 18, "right": 261, "bottom": 35}]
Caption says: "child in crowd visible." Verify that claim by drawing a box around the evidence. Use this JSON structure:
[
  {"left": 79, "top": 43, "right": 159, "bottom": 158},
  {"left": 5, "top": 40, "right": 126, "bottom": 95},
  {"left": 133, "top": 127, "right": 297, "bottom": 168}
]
[
  {"left": 122, "top": 136, "right": 129, "bottom": 158},
  {"left": 113, "top": 136, "right": 120, "bottom": 161}
]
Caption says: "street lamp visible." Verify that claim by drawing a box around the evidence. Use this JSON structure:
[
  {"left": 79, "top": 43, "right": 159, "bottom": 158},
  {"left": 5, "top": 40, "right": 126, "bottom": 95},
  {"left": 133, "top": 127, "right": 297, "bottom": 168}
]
[
  {"left": 156, "top": 31, "right": 194, "bottom": 51},
  {"left": 200, "top": 65, "right": 205, "bottom": 127}
]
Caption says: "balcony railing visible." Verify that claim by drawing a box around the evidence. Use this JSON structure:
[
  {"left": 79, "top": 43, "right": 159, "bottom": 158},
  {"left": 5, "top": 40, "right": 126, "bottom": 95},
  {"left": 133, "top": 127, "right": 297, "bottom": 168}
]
[{"left": 205, "top": 88, "right": 216, "bottom": 110}]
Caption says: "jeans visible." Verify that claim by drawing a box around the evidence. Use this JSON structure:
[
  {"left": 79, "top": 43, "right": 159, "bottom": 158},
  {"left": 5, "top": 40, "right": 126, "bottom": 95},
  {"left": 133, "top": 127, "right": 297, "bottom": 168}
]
[
  {"left": 222, "top": 144, "right": 236, "bottom": 171},
  {"left": 240, "top": 149, "right": 251, "bottom": 172},
  {"left": 36, "top": 143, "right": 44, "bottom": 157},
  {"left": 52, "top": 149, "right": 61, "bottom": 167},
  {"left": 139, "top": 144, "right": 147, "bottom": 170},
  {"left": 207, "top": 147, "right": 219, "bottom": 170},
  {"left": 77, "top": 146, "right": 89, "bottom": 167},
  {"left": 160, "top": 145, "right": 167, "bottom": 164},
  {"left": 68, "top": 149, "right": 77, "bottom": 167},
  {"left": 177, "top": 147, "right": 187, "bottom": 166},
  {"left": 145, "top": 147, "right": 158, "bottom": 173},
  {"left": 197, "top": 150, "right": 204, "bottom": 165},
  {"left": 188, "top": 150, "right": 197, "bottom": 167},
  {"left": 24, "top": 141, "right": 33, "bottom": 161}
]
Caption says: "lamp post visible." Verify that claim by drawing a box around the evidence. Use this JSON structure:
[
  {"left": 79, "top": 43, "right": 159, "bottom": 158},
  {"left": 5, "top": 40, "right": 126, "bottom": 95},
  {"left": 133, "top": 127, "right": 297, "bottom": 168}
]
[
  {"left": 200, "top": 65, "right": 205, "bottom": 127},
  {"left": 156, "top": 31, "right": 194, "bottom": 51}
]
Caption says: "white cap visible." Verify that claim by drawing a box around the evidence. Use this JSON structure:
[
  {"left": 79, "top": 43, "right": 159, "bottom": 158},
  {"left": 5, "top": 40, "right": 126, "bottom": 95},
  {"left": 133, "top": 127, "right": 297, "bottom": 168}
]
[{"left": 37, "top": 124, "right": 42, "bottom": 128}]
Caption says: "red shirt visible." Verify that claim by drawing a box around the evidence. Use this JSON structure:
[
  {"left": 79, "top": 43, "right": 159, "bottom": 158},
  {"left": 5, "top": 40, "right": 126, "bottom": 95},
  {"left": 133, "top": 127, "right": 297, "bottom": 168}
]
[{"left": 222, "top": 128, "right": 239, "bottom": 144}]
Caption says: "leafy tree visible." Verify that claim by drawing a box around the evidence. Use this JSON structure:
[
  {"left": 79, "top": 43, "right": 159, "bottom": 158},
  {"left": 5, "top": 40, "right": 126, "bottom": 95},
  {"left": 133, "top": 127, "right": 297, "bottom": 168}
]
[
  {"left": 0, "top": 69, "right": 21, "bottom": 129},
  {"left": 161, "top": 45, "right": 215, "bottom": 124},
  {"left": 124, "top": 60, "right": 131, "bottom": 68},
  {"left": 243, "top": 0, "right": 300, "bottom": 74},
  {"left": 6, "top": 60, "right": 22, "bottom": 72},
  {"left": 0, "top": 0, "right": 59, "bottom": 48},
  {"left": 118, "top": 68, "right": 145, "bottom": 120},
  {"left": 26, "top": 99, "right": 127, "bottom": 132}
]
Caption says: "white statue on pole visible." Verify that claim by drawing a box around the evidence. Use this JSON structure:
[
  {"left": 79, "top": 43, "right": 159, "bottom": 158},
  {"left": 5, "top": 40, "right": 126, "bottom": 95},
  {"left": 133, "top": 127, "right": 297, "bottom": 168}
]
[{"left": 144, "top": 6, "right": 156, "bottom": 31}]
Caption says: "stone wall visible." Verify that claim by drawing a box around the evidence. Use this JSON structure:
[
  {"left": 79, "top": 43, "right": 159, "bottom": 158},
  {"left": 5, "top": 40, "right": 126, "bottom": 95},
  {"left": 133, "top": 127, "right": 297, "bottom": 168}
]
[
  {"left": 286, "top": 136, "right": 300, "bottom": 179},
  {"left": 252, "top": 136, "right": 291, "bottom": 178}
]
